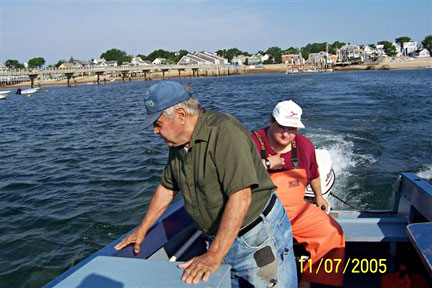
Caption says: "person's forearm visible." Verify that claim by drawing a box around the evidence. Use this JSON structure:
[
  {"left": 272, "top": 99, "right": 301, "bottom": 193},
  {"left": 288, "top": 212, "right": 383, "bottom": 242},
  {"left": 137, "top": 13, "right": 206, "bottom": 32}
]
[
  {"left": 310, "top": 177, "right": 322, "bottom": 198},
  {"left": 139, "top": 184, "right": 176, "bottom": 231},
  {"left": 207, "top": 188, "right": 252, "bottom": 261}
]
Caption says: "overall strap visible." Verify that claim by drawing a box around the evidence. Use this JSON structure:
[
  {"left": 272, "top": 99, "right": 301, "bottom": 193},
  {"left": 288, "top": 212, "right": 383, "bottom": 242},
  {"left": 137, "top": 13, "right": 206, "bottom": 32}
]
[
  {"left": 291, "top": 139, "right": 299, "bottom": 168},
  {"left": 252, "top": 131, "right": 267, "bottom": 159}
]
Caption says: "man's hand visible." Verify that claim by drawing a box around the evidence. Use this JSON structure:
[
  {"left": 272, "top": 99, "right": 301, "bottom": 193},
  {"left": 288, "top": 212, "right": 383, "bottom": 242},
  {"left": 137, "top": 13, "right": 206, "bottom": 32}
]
[
  {"left": 267, "top": 153, "right": 285, "bottom": 169},
  {"left": 315, "top": 195, "right": 329, "bottom": 212},
  {"left": 178, "top": 252, "right": 222, "bottom": 284},
  {"left": 114, "top": 226, "right": 146, "bottom": 254}
]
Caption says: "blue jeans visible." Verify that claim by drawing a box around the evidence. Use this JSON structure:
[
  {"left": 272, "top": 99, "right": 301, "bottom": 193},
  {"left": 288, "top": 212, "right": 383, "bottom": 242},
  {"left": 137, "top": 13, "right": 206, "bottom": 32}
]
[{"left": 209, "top": 194, "right": 297, "bottom": 287}]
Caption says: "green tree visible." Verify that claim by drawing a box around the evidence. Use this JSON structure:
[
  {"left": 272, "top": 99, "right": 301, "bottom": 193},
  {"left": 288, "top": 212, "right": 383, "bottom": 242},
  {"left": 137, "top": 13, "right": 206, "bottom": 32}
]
[
  {"left": 5, "top": 59, "right": 25, "bottom": 69},
  {"left": 395, "top": 36, "right": 411, "bottom": 45},
  {"left": 216, "top": 49, "right": 225, "bottom": 57},
  {"left": 300, "top": 42, "right": 330, "bottom": 59},
  {"left": 145, "top": 49, "right": 175, "bottom": 62},
  {"left": 282, "top": 47, "right": 299, "bottom": 55},
  {"left": 265, "top": 46, "right": 282, "bottom": 63},
  {"left": 330, "top": 41, "right": 345, "bottom": 54},
  {"left": 225, "top": 48, "right": 243, "bottom": 61},
  {"left": 378, "top": 41, "right": 398, "bottom": 56},
  {"left": 422, "top": 35, "right": 432, "bottom": 52},
  {"left": 100, "top": 48, "right": 128, "bottom": 61},
  {"left": 117, "top": 55, "right": 133, "bottom": 66},
  {"left": 28, "top": 57, "right": 45, "bottom": 68},
  {"left": 175, "top": 50, "right": 189, "bottom": 63},
  {"left": 368, "top": 44, "right": 376, "bottom": 48}
]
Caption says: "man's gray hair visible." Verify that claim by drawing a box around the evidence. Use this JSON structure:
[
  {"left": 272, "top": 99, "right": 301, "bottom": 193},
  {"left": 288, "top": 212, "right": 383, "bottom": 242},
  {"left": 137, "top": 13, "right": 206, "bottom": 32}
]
[{"left": 162, "top": 97, "right": 201, "bottom": 118}]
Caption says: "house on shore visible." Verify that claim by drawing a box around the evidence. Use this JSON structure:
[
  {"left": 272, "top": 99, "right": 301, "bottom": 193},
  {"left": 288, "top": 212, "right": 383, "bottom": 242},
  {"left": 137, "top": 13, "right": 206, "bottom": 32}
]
[
  {"left": 362, "top": 45, "right": 386, "bottom": 62},
  {"left": 337, "top": 44, "right": 363, "bottom": 63},
  {"left": 93, "top": 58, "right": 107, "bottom": 67},
  {"left": 177, "top": 52, "right": 229, "bottom": 65},
  {"left": 282, "top": 54, "right": 304, "bottom": 65},
  {"left": 308, "top": 52, "right": 328, "bottom": 66},
  {"left": 231, "top": 55, "right": 248, "bottom": 66},
  {"left": 177, "top": 54, "right": 210, "bottom": 65},
  {"left": 248, "top": 54, "right": 262, "bottom": 65},
  {"left": 261, "top": 54, "right": 274, "bottom": 63},
  {"left": 132, "top": 56, "right": 151, "bottom": 66},
  {"left": 195, "top": 52, "right": 228, "bottom": 65},
  {"left": 152, "top": 58, "right": 167, "bottom": 65},
  {"left": 402, "top": 42, "right": 418, "bottom": 57},
  {"left": 416, "top": 48, "right": 431, "bottom": 58},
  {"left": 0, "top": 63, "right": 7, "bottom": 72}
]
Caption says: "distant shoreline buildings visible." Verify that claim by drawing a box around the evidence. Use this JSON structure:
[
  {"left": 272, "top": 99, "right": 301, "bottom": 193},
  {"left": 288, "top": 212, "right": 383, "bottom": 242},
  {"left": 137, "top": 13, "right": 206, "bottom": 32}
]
[{"left": 1, "top": 40, "right": 430, "bottom": 86}]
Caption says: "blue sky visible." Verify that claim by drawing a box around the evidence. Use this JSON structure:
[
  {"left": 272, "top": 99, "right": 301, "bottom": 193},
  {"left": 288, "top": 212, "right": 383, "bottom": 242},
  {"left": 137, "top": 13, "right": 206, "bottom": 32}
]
[{"left": 1, "top": 0, "right": 431, "bottom": 65}]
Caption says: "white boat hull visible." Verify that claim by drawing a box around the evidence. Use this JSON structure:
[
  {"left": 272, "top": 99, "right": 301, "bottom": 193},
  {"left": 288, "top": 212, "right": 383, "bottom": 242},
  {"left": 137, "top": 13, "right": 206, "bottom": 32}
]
[{"left": 21, "top": 87, "right": 40, "bottom": 94}]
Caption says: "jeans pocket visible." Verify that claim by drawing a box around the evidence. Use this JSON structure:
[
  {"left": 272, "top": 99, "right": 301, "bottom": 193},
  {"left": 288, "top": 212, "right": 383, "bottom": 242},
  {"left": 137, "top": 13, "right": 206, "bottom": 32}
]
[{"left": 240, "top": 222, "right": 276, "bottom": 249}]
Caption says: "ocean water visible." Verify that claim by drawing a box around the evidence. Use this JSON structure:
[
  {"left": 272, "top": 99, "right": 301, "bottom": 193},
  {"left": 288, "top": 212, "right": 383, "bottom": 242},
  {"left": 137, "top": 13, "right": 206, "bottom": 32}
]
[{"left": 0, "top": 69, "right": 431, "bottom": 287}]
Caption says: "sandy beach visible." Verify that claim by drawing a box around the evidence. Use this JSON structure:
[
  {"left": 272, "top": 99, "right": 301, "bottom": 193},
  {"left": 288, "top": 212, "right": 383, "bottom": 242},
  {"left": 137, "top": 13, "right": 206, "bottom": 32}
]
[{"left": 2, "top": 57, "right": 431, "bottom": 89}]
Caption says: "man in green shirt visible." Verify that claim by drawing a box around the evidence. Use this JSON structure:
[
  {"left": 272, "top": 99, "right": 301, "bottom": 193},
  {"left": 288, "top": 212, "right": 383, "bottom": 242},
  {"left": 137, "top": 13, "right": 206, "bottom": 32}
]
[{"left": 115, "top": 81, "right": 297, "bottom": 287}]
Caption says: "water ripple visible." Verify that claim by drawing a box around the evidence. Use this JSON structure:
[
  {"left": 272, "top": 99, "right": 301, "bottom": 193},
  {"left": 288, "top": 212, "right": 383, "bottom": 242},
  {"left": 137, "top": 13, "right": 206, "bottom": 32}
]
[{"left": 0, "top": 70, "right": 431, "bottom": 287}]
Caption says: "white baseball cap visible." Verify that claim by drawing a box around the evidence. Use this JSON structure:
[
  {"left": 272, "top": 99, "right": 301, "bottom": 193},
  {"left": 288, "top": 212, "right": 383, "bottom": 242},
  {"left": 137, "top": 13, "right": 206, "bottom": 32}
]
[{"left": 272, "top": 100, "right": 305, "bottom": 128}]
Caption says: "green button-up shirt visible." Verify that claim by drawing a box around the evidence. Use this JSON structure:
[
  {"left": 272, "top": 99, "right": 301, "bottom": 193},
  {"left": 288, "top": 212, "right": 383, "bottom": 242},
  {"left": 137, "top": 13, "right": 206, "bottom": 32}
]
[{"left": 160, "top": 109, "right": 275, "bottom": 235}]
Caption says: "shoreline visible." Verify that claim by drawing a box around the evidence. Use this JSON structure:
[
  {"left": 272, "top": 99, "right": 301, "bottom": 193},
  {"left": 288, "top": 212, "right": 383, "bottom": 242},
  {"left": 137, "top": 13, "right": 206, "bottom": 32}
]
[{"left": 2, "top": 58, "right": 431, "bottom": 89}]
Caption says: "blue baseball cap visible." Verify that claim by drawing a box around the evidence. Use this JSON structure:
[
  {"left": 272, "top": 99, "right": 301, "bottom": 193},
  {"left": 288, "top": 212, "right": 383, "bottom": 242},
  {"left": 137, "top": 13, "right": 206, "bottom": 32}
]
[{"left": 142, "top": 81, "right": 191, "bottom": 127}]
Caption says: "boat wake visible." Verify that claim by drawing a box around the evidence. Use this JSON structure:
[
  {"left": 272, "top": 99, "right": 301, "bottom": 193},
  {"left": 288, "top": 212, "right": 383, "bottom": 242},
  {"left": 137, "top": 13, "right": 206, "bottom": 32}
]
[
  {"left": 417, "top": 164, "right": 432, "bottom": 181},
  {"left": 308, "top": 132, "right": 378, "bottom": 209}
]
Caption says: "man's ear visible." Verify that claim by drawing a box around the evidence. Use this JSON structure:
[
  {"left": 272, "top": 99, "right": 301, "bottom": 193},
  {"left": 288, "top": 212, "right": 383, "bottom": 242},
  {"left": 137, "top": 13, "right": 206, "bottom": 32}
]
[{"left": 176, "top": 108, "right": 187, "bottom": 124}]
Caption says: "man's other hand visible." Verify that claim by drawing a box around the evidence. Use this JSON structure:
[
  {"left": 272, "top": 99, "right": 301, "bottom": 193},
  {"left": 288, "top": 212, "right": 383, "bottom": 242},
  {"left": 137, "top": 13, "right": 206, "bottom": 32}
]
[{"left": 178, "top": 252, "right": 222, "bottom": 284}]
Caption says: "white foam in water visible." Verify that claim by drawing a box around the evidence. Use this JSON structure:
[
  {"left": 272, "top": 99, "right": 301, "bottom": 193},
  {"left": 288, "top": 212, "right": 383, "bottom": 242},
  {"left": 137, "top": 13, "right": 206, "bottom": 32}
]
[
  {"left": 417, "top": 165, "right": 432, "bottom": 181},
  {"left": 308, "top": 132, "right": 377, "bottom": 208},
  {"left": 308, "top": 133, "right": 357, "bottom": 175}
]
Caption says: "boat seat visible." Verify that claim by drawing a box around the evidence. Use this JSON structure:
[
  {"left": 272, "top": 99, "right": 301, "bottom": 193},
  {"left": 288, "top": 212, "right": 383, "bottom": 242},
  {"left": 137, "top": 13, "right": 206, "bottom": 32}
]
[{"left": 335, "top": 217, "right": 408, "bottom": 243}]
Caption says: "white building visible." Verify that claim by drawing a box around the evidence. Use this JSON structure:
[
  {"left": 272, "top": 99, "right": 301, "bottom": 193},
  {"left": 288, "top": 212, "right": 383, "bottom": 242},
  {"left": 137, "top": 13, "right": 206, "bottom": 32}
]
[
  {"left": 131, "top": 56, "right": 150, "bottom": 66},
  {"left": 231, "top": 55, "right": 249, "bottom": 66},
  {"left": 337, "top": 44, "right": 363, "bottom": 62},
  {"left": 392, "top": 43, "right": 403, "bottom": 57},
  {"left": 93, "top": 58, "right": 107, "bottom": 67},
  {"left": 0, "top": 63, "right": 7, "bottom": 71},
  {"left": 195, "top": 52, "right": 228, "bottom": 65},
  {"left": 402, "top": 41, "right": 418, "bottom": 57},
  {"left": 177, "top": 52, "right": 229, "bottom": 65},
  {"left": 177, "top": 54, "right": 209, "bottom": 65},
  {"left": 260, "top": 54, "right": 273, "bottom": 62},
  {"left": 416, "top": 48, "right": 431, "bottom": 58},
  {"left": 152, "top": 58, "right": 167, "bottom": 65}
]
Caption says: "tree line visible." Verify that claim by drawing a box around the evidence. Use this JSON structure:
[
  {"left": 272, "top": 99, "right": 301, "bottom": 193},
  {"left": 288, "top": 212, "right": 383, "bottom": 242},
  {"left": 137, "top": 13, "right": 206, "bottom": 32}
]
[{"left": 4, "top": 35, "right": 432, "bottom": 69}]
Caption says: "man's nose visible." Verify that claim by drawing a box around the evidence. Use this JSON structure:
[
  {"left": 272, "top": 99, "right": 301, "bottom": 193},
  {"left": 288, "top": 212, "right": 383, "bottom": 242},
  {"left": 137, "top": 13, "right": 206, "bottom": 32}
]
[{"left": 153, "top": 127, "right": 159, "bottom": 135}]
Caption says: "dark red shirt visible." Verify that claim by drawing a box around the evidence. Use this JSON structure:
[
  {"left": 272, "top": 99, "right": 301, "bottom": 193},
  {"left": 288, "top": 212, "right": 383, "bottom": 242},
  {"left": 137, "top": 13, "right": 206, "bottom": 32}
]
[{"left": 251, "top": 127, "right": 320, "bottom": 183}]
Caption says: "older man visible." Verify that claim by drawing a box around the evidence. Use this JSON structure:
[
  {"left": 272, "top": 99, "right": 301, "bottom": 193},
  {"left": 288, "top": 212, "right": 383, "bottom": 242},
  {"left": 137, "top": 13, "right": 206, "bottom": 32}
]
[{"left": 114, "top": 81, "right": 297, "bottom": 287}]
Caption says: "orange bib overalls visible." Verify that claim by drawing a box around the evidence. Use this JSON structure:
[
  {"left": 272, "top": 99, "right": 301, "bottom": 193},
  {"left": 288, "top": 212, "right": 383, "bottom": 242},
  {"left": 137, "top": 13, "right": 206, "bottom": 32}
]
[{"left": 270, "top": 167, "right": 345, "bottom": 286}]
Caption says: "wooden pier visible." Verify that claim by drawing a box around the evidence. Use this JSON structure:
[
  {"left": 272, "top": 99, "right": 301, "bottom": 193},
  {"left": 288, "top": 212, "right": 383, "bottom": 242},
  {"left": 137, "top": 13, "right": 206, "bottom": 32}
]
[{"left": 0, "top": 65, "right": 244, "bottom": 87}]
